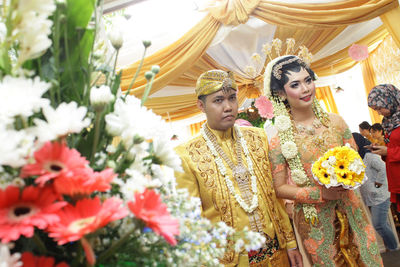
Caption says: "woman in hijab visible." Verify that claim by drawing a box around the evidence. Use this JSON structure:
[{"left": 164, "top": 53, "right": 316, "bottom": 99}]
[
  {"left": 352, "top": 132, "right": 398, "bottom": 251},
  {"left": 368, "top": 84, "right": 400, "bottom": 211}
]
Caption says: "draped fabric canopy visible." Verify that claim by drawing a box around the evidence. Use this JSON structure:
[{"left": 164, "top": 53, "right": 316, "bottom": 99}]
[{"left": 106, "top": 0, "right": 400, "bottom": 122}]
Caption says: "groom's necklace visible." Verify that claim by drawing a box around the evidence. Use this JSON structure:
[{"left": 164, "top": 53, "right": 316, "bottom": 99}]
[{"left": 201, "top": 124, "right": 258, "bottom": 213}]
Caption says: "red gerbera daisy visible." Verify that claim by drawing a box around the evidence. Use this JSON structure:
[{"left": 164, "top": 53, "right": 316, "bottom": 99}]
[
  {"left": 0, "top": 186, "right": 66, "bottom": 243},
  {"left": 47, "top": 197, "right": 128, "bottom": 245},
  {"left": 21, "top": 252, "right": 69, "bottom": 267},
  {"left": 21, "top": 142, "right": 89, "bottom": 186},
  {"left": 128, "top": 189, "right": 180, "bottom": 245},
  {"left": 53, "top": 168, "right": 116, "bottom": 197}
]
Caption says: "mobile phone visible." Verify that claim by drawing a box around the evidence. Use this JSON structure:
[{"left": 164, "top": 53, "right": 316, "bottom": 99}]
[
  {"left": 364, "top": 145, "right": 373, "bottom": 150},
  {"left": 365, "top": 145, "right": 380, "bottom": 151}
]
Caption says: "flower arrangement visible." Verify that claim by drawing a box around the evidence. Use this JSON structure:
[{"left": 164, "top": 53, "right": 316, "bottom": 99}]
[
  {"left": 0, "top": 1, "right": 264, "bottom": 266},
  {"left": 312, "top": 145, "right": 367, "bottom": 189}
]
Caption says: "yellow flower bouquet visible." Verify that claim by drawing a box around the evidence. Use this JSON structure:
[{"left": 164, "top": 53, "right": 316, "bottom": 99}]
[{"left": 312, "top": 145, "right": 367, "bottom": 189}]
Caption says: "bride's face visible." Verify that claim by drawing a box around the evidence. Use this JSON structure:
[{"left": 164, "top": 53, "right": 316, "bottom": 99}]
[{"left": 282, "top": 67, "right": 315, "bottom": 110}]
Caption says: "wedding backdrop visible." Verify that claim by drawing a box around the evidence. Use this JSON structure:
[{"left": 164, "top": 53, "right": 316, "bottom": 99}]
[{"left": 103, "top": 0, "right": 400, "bottom": 140}]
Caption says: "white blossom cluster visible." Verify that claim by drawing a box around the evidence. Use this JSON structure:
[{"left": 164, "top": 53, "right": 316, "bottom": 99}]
[{"left": 13, "top": 0, "right": 56, "bottom": 65}]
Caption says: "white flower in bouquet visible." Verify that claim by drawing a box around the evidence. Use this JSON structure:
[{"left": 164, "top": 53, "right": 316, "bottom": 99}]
[
  {"left": 152, "top": 138, "right": 183, "bottom": 172},
  {"left": 17, "top": 0, "right": 56, "bottom": 15},
  {"left": 15, "top": 13, "right": 53, "bottom": 64},
  {"left": 115, "top": 169, "right": 149, "bottom": 198},
  {"left": 0, "top": 76, "right": 50, "bottom": 121},
  {"left": 281, "top": 141, "right": 298, "bottom": 159},
  {"left": 0, "top": 127, "right": 35, "bottom": 168},
  {"left": 90, "top": 85, "right": 114, "bottom": 110},
  {"left": 34, "top": 101, "right": 91, "bottom": 142},
  {"left": 348, "top": 158, "right": 364, "bottom": 175},
  {"left": 275, "top": 115, "right": 291, "bottom": 131},
  {"left": 0, "top": 244, "right": 21, "bottom": 267},
  {"left": 105, "top": 95, "right": 171, "bottom": 147},
  {"left": 108, "top": 26, "right": 124, "bottom": 50}
]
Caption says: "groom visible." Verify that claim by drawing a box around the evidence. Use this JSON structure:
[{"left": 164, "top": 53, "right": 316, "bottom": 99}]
[{"left": 174, "top": 70, "right": 303, "bottom": 267}]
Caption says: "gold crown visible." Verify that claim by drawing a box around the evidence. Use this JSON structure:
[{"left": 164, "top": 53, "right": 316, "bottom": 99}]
[{"left": 245, "top": 38, "right": 313, "bottom": 81}]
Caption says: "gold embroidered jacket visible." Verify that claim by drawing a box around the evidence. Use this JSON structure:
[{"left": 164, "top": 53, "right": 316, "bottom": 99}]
[{"left": 174, "top": 125, "right": 296, "bottom": 266}]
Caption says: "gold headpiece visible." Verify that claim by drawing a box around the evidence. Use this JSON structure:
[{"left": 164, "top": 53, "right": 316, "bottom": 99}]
[{"left": 195, "top": 70, "right": 238, "bottom": 97}]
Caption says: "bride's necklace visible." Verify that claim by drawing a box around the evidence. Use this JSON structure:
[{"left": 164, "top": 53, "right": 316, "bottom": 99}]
[
  {"left": 201, "top": 124, "right": 258, "bottom": 214},
  {"left": 294, "top": 117, "right": 322, "bottom": 135}
]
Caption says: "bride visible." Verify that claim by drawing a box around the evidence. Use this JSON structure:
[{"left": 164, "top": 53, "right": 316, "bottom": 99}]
[{"left": 264, "top": 55, "right": 383, "bottom": 266}]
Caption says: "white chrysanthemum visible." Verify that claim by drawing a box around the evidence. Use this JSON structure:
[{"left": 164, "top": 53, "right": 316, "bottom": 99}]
[
  {"left": 115, "top": 170, "right": 149, "bottom": 200},
  {"left": 152, "top": 138, "right": 183, "bottom": 172},
  {"left": 291, "top": 169, "right": 308, "bottom": 184},
  {"left": 151, "top": 164, "right": 177, "bottom": 192},
  {"left": 0, "top": 76, "right": 50, "bottom": 121},
  {"left": 15, "top": 13, "right": 53, "bottom": 64},
  {"left": 105, "top": 95, "right": 172, "bottom": 146},
  {"left": 348, "top": 158, "right": 365, "bottom": 175},
  {"left": 90, "top": 85, "right": 114, "bottom": 109},
  {"left": 0, "top": 243, "right": 22, "bottom": 267},
  {"left": 34, "top": 101, "right": 91, "bottom": 142},
  {"left": 281, "top": 141, "right": 298, "bottom": 159},
  {"left": 274, "top": 115, "right": 291, "bottom": 132},
  {"left": 18, "top": 0, "right": 56, "bottom": 16},
  {"left": 0, "top": 127, "right": 35, "bottom": 168}
]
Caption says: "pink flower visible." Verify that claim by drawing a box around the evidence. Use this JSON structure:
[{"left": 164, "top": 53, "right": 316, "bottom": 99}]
[
  {"left": 0, "top": 186, "right": 66, "bottom": 243},
  {"left": 348, "top": 44, "right": 369, "bottom": 61},
  {"left": 254, "top": 96, "right": 274, "bottom": 119},
  {"left": 53, "top": 168, "right": 115, "bottom": 197},
  {"left": 235, "top": 119, "right": 253, "bottom": 127},
  {"left": 47, "top": 197, "right": 128, "bottom": 245},
  {"left": 128, "top": 189, "right": 180, "bottom": 245},
  {"left": 21, "top": 142, "right": 89, "bottom": 186},
  {"left": 21, "top": 252, "right": 69, "bottom": 267}
]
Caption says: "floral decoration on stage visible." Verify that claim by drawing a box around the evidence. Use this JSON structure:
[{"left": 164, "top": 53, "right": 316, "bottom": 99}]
[
  {"left": 0, "top": 1, "right": 264, "bottom": 266},
  {"left": 312, "top": 144, "right": 367, "bottom": 189}
]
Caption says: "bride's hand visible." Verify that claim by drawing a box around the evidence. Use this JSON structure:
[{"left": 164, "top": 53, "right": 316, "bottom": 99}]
[{"left": 321, "top": 186, "right": 346, "bottom": 200}]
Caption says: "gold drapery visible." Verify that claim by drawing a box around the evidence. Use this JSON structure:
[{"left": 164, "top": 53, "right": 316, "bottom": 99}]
[
  {"left": 311, "top": 26, "right": 389, "bottom": 77},
  {"left": 253, "top": 0, "right": 397, "bottom": 27},
  {"left": 315, "top": 86, "right": 339, "bottom": 114},
  {"left": 120, "top": 15, "right": 220, "bottom": 97},
  {"left": 119, "top": 0, "right": 399, "bottom": 121},
  {"left": 189, "top": 120, "right": 206, "bottom": 136},
  {"left": 361, "top": 58, "right": 382, "bottom": 124},
  {"left": 380, "top": 6, "right": 400, "bottom": 48}
]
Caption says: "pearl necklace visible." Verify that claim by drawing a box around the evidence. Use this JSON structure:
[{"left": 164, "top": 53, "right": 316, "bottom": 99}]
[{"left": 201, "top": 124, "right": 258, "bottom": 213}]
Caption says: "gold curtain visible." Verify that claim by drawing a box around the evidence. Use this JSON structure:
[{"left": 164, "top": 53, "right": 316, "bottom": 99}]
[
  {"left": 189, "top": 120, "right": 206, "bottom": 136},
  {"left": 315, "top": 86, "right": 339, "bottom": 114},
  {"left": 380, "top": 6, "right": 400, "bottom": 48},
  {"left": 253, "top": 0, "right": 398, "bottom": 27},
  {"left": 361, "top": 58, "right": 382, "bottom": 124},
  {"left": 312, "top": 26, "right": 389, "bottom": 77},
  {"left": 204, "top": 0, "right": 261, "bottom": 25},
  {"left": 119, "top": 15, "right": 220, "bottom": 97},
  {"left": 119, "top": 0, "right": 398, "bottom": 121}
]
